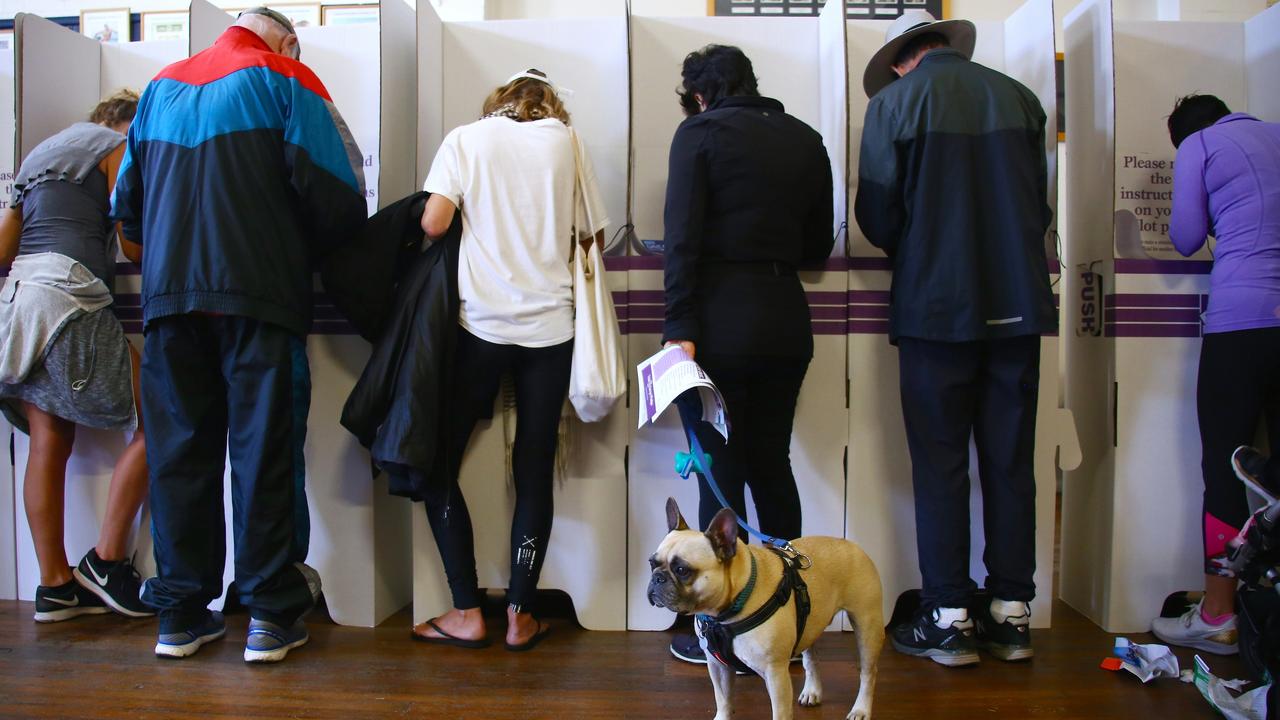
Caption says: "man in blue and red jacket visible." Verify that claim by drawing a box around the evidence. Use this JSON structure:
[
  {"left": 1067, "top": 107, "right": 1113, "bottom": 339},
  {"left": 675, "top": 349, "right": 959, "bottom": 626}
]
[{"left": 112, "top": 7, "right": 366, "bottom": 663}]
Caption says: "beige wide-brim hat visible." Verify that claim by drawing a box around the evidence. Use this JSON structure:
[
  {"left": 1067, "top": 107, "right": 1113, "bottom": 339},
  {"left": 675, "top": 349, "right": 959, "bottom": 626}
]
[{"left": 862, "top": 9, "right": 976, "bottom": 98}]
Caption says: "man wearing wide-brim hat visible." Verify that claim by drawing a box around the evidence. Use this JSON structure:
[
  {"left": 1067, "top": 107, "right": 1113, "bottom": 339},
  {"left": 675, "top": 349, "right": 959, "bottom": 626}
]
[{"left": 853, "top": 10, "right": 1057, "bottom": 668}]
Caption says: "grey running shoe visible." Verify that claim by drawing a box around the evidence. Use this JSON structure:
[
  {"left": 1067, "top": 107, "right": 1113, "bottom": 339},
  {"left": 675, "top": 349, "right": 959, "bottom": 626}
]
[
  {"left": 244, "top": 618, "right": 310, "bottom": 663},
  {"left": 155, "top": 610, "right": 226, "bottom": 658}
]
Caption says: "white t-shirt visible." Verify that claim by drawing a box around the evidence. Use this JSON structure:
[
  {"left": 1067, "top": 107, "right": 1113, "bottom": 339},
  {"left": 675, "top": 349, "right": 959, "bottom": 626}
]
[{"left": 423, "top": 117, "right": 610, "bottom": 348}]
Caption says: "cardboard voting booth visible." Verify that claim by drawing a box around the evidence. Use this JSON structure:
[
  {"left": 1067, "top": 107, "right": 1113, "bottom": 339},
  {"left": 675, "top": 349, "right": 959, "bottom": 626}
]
[
  {"left": 10, "top": 11, "right": 184, "bottom": 603},
  {"left": 9, "top": 1, "right": 419, "bottom": 627},
  {"left": 0, "top": 42, "right": 15, "bottom": 601},
  {"left": 624, "top": 3, "right": 851, "bottom": 631},
  {"left": 413, "top": 2, "right": 631, "bottom": 630},
  {"left": 1061, "top": 0, "right": 1280, "bottom": 633},
  {"left": 844, "top": 0, "right": 1075, "bottom": 630}
]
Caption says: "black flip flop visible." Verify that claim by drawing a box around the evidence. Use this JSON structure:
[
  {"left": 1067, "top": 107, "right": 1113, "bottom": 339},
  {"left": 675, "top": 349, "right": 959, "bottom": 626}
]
[
  {"left": 411, "top": 620, "right": 491, "bottom": 649},
  {"left": 504, "top": 621, "right": 551, "bottom": 652}
]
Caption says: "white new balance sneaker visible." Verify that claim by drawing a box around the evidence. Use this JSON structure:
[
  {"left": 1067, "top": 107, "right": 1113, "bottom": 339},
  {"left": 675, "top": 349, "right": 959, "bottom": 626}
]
[{"left": 1150, "top": 600, "right": 1238, "bottom": 655}]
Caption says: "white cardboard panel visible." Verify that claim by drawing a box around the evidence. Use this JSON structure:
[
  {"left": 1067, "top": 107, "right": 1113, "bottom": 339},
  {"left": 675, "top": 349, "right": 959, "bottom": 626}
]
[
  {"left": 438, "top": 18, "right": 629, "bottom": 244},
  {"left": 300, "top": 25, "right": 380, "bottom": 215},
  {"left": 15, "top": 14, "right": 98, "bottom": 162},
  {"left": 12, "top": 32, "right": 181, "bottom": 600},
  {"left": 1005, "top": 0, "right": 1060, "bottom": 242},
  {"left": 412, "top": 15, "right": 630, "bottom": 631},
  {"left": 1059, "top": 0, "right": 1118, "bottom": 629},
  {"left": 189, "top": 0, "right": 232, "bottom": 55},
  {"left": 0, "top": 43, "right": 14, "bottom": 602},
  {"left": 629, "top": 16, "right": 819, "bottom": 246},
  {"left": 845, "top": 0, "right": 1063, "bottom": 629},
  {"left": 818, "top": 0, "right": 849, "bottom": 249},
  {"left": 100, "top": 40, "right": 184, "bottom": 95},
  {"left": 1112, "top": 21, "right": 1244, "bottom": 262},
  {"left": 1245, "top": 4, "right": 1280, "bottom": 121},
  {"left": 624, "top": 16, "right": 847, "bottom": 632},
  {"left": 379, "top": 0, "right": 417, "bottom": 208},
  {"left": 845, "top": 19, "right": 890, "bottom": 257},
  {"left": 415, "top": 0, "right": 444, "bottom": 187}
]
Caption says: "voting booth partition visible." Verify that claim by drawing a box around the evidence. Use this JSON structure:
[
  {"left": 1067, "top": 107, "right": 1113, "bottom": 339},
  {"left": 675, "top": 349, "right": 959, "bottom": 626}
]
[
  {"left": 623, "top": 1, "right": 853, "bottom": 632},
  {"left": 844, "top": 0, "right": 1075, "bottom": 630},
  {"left": 0, "top": 41, "right": 14, "bottom": 601},
  {"left": 413, "top": 3, "right": 632, "bottom": 630},
  {"left": 6, "top": 0, "right": 419, "bottom": 627},
  {"left": 9, "top": 12, "right": 186, "bottom": 603},
  {"left": 1060, "top": 0, "right": 1280, "bottom": 633}
]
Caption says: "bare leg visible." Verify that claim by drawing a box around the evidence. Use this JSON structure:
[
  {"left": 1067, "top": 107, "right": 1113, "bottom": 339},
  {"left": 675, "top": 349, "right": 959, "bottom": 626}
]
[
  {"left": 96, "top": 343, "right": 147, "bottom": 561},
  {"left": 1202, "top": 574, "right": 1237, "bottom": 618},
  {"left": 506, "top": 605, "right": 546, "bottom": 646},
  {"left": 708, "top": 653, "right": 736, "bottom": 720},
  {"left": 22, "top": 402, "right": 76, "bottom": 587},
  {"left": 761, "top": 661, "right": 795, "bottom": 720},
  {"left": 412, "top": 606, "right": 487, "bottom": 642},
  {"left": 798, "top": 648, "right": 823, "bottom": 707}
]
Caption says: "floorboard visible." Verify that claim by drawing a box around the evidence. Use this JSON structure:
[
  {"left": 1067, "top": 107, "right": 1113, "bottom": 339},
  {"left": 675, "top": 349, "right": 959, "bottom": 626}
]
[{"left": 0, "top": 598, "right": 1241, "bottom": 719}]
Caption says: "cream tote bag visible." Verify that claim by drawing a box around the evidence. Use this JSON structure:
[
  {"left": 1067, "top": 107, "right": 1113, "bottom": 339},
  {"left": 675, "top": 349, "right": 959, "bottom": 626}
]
[{"left": 568, "top": 128, "right": 625, "bottom": 422}]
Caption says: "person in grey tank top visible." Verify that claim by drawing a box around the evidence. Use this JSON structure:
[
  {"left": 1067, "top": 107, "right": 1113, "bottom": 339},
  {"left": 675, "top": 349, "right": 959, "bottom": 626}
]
[{"left": 0, "top": 90, "right": 155, "bottom": 623}]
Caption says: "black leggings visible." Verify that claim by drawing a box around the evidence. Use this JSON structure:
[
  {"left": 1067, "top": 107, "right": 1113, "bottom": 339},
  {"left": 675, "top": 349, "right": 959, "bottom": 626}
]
[
  {"left": 421, "top": 328, "right": 573, "bottom": 611},
  {"left": 1199, "top": 327, "right": 1280, "bottom": 577},
  {"left": 677, "top": 353, "right": 810, "bottom": 541}
]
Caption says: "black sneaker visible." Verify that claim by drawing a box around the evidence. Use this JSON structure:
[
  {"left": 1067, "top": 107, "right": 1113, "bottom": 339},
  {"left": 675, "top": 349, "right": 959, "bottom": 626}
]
[
  {"left": 1233, "top": 446, "right": 1276, "bottom": 495},
  {"left": 890, "top": 607, "right": 980, "bottom": 667},
  {"left": 971, "top": 597, "right": 1034, "bottom": 661},
  {"left": 670, "top": 633, "right": 707, "bottom": 664},
  {"left": 73, "top": 549, "right": 154, "bottom": 618},
  {"left": 34, "top": 577, "right": 109, "bottom": 623}
]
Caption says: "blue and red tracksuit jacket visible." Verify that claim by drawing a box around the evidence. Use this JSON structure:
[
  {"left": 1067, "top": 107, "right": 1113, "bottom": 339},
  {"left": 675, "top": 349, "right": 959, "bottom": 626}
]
[{"left": 112, "top": 26, "right": 367, "bottom": 337}]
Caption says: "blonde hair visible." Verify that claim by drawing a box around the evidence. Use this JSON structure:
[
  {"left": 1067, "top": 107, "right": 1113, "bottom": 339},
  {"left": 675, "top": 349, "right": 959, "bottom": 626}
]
[
  {"left": 89, "top": 88, "right": 140, "bottom": 127},
  {"left": 481, "top": 70, "right": 570, "bottom": 124}
]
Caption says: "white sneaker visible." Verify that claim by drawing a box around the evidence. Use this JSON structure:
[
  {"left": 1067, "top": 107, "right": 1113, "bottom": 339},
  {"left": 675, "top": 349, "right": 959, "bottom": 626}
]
[{"left": 1150, "top": 600, "right": 1238, "bottom": 655}]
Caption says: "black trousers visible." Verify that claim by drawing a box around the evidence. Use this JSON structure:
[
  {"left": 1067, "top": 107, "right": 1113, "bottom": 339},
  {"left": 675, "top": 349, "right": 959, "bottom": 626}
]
[
  {"left": 678, "top": 353, "right": 810, "bottom": 541},
  {"left": 1198, "top": 327, "right": 1280, "bottom": 576},
  {"left": 421, "top": 328, "right": 573, "bottom": 611},
  {"left": 140, "top": 315, "right": 313, "bottom": 626},
  {"left": 898, "top": 335, "right": 1039, "bottom": 609}
]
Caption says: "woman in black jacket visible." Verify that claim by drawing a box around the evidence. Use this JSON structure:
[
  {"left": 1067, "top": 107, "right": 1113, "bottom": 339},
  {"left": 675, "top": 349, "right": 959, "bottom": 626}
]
[{"left": 662, "top": 45, "right": 834, "bottom": 662}]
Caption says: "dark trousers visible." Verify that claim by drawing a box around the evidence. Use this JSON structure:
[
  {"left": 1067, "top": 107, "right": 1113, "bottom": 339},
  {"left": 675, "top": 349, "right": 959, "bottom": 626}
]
[
  {"left": 1198, "top": 327, "right": 1280, "bottom": 576},
  {"left": 421, "top": 328, "right": 573, "bottom": 612},
  {"left": 898, "top": 335, "right": 1039, "bottom": 609},
  {"left": 677, "top": 353, "right": 810, "bottom": 541},
  {"left": 140, "top": 315, "right": 313, "bottom": 626}
]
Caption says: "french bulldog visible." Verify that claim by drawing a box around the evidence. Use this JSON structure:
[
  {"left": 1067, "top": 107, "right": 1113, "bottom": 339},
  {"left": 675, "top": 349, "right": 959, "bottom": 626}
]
[{"left": 648, "top": 498, "right": 883, "bottom": 720}]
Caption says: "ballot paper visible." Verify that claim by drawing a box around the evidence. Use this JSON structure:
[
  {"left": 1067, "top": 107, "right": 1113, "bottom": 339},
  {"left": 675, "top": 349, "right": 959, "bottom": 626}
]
[
  {"left": 636, "top": 345, "right": 729, "bottom": 440},
  {"left": 1194, "top": 655, "right": 1269, "bottom": 720}
]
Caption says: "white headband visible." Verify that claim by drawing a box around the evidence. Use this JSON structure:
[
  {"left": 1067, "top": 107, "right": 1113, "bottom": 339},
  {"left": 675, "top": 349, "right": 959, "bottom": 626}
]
[{"left": 505, "top": 71, "right": 575, "bottom": 99}]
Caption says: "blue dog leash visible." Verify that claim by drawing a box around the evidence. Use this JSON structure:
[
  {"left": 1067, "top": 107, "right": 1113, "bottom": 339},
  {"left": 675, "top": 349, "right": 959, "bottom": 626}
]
[{"left": 675, "top": 415, "right": 802, "bottom": 557}]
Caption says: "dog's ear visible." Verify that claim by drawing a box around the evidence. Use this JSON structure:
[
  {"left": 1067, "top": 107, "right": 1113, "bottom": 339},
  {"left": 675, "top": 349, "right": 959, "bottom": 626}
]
[
  {"left": 666, "top": 497, "right": 689, "bottom": 532},
  {"left": 705, "top": 508, "right": 738, "bottom": 563}
]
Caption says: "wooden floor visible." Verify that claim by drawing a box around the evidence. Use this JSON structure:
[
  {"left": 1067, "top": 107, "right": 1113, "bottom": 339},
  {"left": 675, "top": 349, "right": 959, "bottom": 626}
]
[{"left": 0, "top": 598, "right": 1238, "bottom": 719}]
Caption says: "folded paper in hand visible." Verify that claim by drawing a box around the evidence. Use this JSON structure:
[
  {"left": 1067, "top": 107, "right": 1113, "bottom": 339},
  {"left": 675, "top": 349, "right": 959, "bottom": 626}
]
[{"left": 636, "top": 345, "right": 728, "bottom": 440}]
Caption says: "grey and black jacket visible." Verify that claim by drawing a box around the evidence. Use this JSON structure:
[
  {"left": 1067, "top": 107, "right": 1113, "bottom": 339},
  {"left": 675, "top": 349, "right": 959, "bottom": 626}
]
[{"left": 854, "top": 48, "right": 1056, "bottom": 344}]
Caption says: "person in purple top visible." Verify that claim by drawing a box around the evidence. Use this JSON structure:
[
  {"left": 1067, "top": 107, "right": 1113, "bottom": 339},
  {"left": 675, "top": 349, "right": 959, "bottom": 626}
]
[{"left": 1152, "top": 95, "right": 1280, "bottom": 656}]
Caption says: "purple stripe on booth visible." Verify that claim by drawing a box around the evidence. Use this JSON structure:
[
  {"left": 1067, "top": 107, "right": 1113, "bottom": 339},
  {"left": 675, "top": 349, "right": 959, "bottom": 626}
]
[
  {"left": 1115, "top": 258, "right": 1213, "bottom": 275},
  {"left": 1106, "top": 308, "right": 1203, "bottom": 323},
  {"left": 628, "top": 305, "right": 663, "bottom": 320},
  {"left": 813, "top": 322, "right": 848, "bottom": 335},
  {"left": 848, "top": 290, "right": 890, "bottom": 304},
  {"left": 1108, "top": 293, "right": 1203, "bottom": 309},
  {"left": 807, "top": 290, "right": 848, "bottom": 305},
  {"left": 628, "top": 290, "right": 664, "bottom": 304},
  {"left": 810, "top": 306, "right": 847, "bottom": 320},
  {"left": 849, "top": 305, "right": 890, "bottom": 319},
  {"left": 848, "top": 256, "right": 893, "bottom": 271},
  {"left": 1108, "top": 323, "right": 1203, "bottom": 338},
  {"left": 629, "top": 320, "right": 663, "bottom": 334}
]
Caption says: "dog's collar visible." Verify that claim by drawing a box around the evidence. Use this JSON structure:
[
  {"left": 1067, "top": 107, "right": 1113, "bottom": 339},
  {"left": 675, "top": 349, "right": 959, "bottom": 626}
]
[{"left": 722, "top": 554, "right": 758, "bottom": 618}]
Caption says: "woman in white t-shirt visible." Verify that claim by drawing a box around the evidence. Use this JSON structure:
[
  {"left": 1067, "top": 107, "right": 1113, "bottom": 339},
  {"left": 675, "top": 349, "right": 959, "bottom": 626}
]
[{"left": 412, "top": 70, "right": 608, "bottom": 652}]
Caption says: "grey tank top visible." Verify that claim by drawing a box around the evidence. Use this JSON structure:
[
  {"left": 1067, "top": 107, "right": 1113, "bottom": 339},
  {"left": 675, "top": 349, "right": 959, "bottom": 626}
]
[{"left": 18, "top": 170, "right": 116, "bottom": 288}]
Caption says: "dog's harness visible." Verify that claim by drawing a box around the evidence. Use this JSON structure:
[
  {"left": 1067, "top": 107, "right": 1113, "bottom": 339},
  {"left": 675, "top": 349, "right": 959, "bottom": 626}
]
[{"left": 695, "top": 547, "right": 812, "bottom": 675}]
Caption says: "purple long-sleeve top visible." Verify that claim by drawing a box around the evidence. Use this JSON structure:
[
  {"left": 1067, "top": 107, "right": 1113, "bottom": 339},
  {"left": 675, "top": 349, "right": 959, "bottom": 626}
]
[{"left": 1171, "top": 113, "right": 1280, "bottom": 334}]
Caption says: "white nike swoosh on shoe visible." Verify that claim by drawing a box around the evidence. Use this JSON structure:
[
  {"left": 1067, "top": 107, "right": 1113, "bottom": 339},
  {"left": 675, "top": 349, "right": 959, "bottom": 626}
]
[
  {"left": 87, "top": 563, "right": 110, "bottom": 586},
  {"left": 45, "top": 596, "right": 79, "bottom": 607}
]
